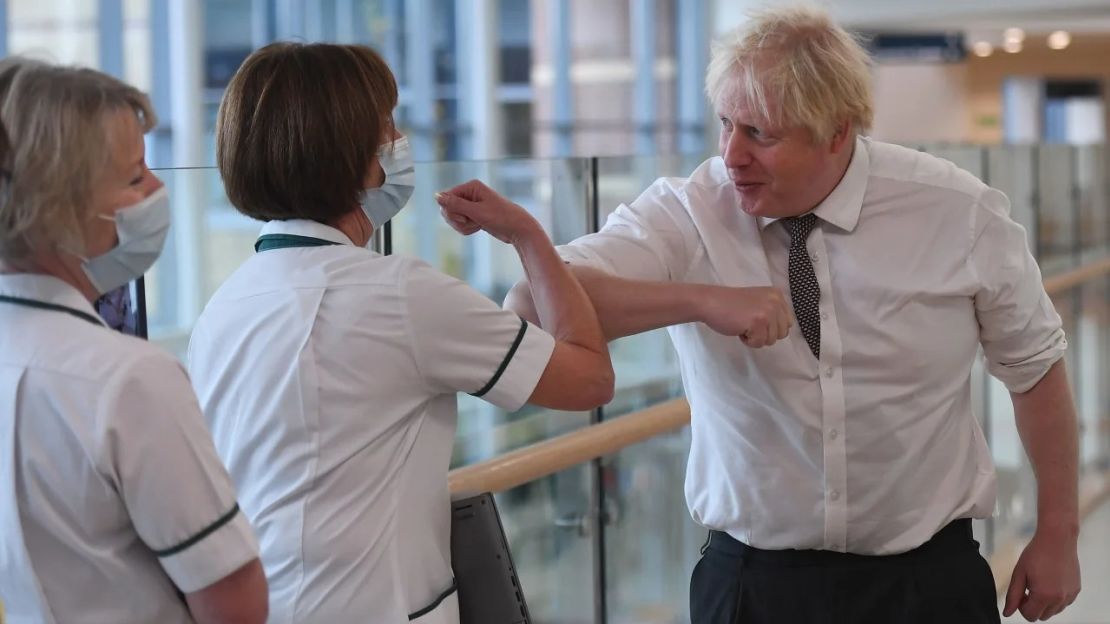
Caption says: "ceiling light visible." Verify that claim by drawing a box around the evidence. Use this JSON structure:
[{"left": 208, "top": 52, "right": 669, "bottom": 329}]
[
  {"left": 972, "top": 41, "right": 994, "bottom": 57},
  {"left": 1003, "top": 39, "right": 1023, "bottom": 53},
  {"left": 1047, "top": 30, "right": 1071, "bottom": 50},
  {"left": 1004, "top": 27, "right": 1025, "bottom": 43}
]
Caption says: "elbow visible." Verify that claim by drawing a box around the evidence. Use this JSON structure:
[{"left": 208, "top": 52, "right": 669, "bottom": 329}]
[{"left": 577, "top": 359, "right": 615, "bottom": 410}]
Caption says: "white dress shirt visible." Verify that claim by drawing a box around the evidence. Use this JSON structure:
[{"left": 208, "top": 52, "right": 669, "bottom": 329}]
[
  {"left": 560, "top": 137, "right": 1065, "bottom": 555},
  {"left": 0, "top": 273, "right": 259, "bottom": 624},
  {"left": 187, "top": 219, "right": 555, "bottom": 623}
]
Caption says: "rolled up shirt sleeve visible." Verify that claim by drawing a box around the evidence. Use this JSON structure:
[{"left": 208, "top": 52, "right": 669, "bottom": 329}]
[
  {"left": 970, "top": 188, "right": 1067, "bottom": 393},
  {"left": 558, "top": 178, "right": 696, "bottom": 282},
  {"left": 98, "top": 351, "right": 259, "bottom": 593},
  {"left": 403, "top": 259, "right": 556, "bottom": 411}
]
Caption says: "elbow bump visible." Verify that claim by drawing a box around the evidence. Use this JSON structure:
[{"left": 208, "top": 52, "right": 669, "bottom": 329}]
[{"left": 586, "top": 365, "right": 616, "bottom": 408}]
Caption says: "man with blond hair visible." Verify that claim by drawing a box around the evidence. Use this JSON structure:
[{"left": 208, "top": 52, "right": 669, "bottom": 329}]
[{"left": 441, "top": 4, "right": 1084, "bottom": 623}]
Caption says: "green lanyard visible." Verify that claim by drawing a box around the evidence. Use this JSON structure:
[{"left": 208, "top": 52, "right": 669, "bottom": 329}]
[
  {"left": 254, "top": 234, "right": 342, "bottom": 252},
  {"left": 0, "top": 294, "right": 103, "bottom": 326}
]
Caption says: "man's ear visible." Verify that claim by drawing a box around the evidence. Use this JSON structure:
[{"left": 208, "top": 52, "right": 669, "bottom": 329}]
[{"left": 829, "top": 120, "right": 854, "bottom": 154}]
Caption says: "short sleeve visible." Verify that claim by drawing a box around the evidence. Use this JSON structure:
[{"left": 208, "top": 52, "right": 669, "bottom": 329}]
[
  {"left": 98, "top": 351, "right": 259, "bottom": 593},
  {"left": 970, "top": 188, "right": 1067, "bottom": 393},
  {"left": 558, "top": 177, "right": 696, "bottom": 282},
  {"left": 403, "top": 260, "right": 556, "bottom": 411}
]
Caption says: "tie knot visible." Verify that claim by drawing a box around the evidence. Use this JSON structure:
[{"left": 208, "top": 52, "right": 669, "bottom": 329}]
[{"left": 784, "top": 214, "right": 819, "bottom": 241}]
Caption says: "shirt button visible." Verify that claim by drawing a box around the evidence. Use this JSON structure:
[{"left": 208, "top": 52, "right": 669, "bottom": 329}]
[
  {"left": 829, "top": 428, "right": 839, "bottom": 440},
  {"left": 824, "top": 366, "right": 834, "bottom": 378},
  {"left": 810, "top": 254, "right": 819, "bottom": 264},
  {"left": 820, "top": 311, "right": 829, "bottom": 321},
  {"left": 830, "top": 490, "right": 841, "bottom": 501}
]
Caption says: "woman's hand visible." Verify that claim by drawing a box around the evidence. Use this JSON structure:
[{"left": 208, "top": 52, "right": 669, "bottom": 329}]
[{"left": 434, "top": 179, "right": 544, "bottom": 245}]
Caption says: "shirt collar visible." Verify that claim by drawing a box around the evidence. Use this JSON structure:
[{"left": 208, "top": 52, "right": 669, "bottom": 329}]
[
  {"left": 757, "top": 136, "right": 870, "bottom": 233},
  {"left": 258, "top": 218, "right": 357, "bottom": 246},
  {"left": 0, "top": 273, "right": 106, "bottom": 326}
]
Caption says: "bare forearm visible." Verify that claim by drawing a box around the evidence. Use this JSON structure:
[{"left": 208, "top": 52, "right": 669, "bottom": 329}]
[
  {"left": 1012, "top": 360, "right": 1079, "bottom": 537},
  {"left": 506, "top": 265, "right": 707, "bottom": 340},
  {"left": 511, "top": 229, "right": 606, "bottom": 354}
]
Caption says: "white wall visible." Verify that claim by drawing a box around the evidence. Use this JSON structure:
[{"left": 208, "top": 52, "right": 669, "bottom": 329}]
[{"left": 870, "top": 63, "right": 970, "bottom": 143}]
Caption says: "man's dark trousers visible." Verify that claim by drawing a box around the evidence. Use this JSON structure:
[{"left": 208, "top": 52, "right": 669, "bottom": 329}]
[{"left": 689, "top": 519, "right": 1001, "bottom": 624}]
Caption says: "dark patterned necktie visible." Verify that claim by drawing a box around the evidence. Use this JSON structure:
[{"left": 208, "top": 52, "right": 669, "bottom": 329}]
[{"left": 784, "top": 214, "right": 820, "bottom": 359}]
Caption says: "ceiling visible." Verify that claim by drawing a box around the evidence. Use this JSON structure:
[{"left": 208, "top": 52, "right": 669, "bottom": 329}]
[{"left": 828, "top": 0, "right": 1110, "bottom": 34}]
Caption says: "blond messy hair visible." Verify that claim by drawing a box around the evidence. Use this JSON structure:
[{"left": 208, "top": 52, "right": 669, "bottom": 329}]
[
  {"left": 705, "top": 4, "right": 874, "bottom": 144},
  {"left": 0, "top": 57, "right": 156, "bottom": 262}
]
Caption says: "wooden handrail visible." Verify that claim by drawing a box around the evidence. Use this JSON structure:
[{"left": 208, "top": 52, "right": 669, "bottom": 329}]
[
  {"left": 1043, "top": 256, "right": 1110, "bottom": 295},
  {"left": 449, "top": 254, "right": 1109, "bottom": 496},
  {"left": 449, "top": 398, "right": 690, "bottom": 496}
]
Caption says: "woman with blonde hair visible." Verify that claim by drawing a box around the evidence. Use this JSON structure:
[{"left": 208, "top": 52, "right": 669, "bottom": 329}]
[{"left": 0, "top": 58, "right": 267, "bottom": 623}]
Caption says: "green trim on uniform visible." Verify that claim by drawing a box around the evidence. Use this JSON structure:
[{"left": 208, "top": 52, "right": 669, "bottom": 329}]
[
  {"left": 254, "top": 233, "right": 342, "bottom": 252},
  {"left": 153, "top": 504, "right": 240, "bottom": 558},
  {"left": 471, "top": 317, "right": 528, "bottom": 398},
  {"left": 0, "top": 295, "right": 103, "bottom": 326},
  {"left": 408, "top": 580, "right": 457, "bottom": 620}
]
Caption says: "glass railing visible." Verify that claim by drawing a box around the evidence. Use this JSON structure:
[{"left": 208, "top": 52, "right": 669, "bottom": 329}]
[{"left": 149, "top": 142, "right": 1109, "bottom": 623}]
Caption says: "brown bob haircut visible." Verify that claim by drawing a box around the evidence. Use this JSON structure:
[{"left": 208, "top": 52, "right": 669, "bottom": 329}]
[{"left": 217, "top": 42, "right": 397, "bottom": 222}]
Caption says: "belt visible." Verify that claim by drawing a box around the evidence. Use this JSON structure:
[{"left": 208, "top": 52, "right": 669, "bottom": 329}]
[{"left": 704, "top": 518, "right": 975, "bottom": 566}]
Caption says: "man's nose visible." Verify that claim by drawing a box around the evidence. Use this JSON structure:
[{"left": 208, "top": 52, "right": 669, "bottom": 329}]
[{"left": 722, "top": 133, "right": 753, "bottom": 168}]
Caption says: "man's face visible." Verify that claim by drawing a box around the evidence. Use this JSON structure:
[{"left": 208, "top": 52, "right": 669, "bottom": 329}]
[{"left": 715, "top": 83, "right": 850, "bottom": 219}]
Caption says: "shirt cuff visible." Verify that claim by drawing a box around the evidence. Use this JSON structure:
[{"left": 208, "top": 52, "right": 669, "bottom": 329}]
[
  {"left": 987, "top": 328, "right": 1068, "bottom": 393},
  {"left": 157, "top": 505, "right": 260, "bottom": 593},
  {"left": 472, "top": 319, "right": 556, "bottom": 412},
  {"left": 556, "top": 244, "right": 613, "bottom": 272}
]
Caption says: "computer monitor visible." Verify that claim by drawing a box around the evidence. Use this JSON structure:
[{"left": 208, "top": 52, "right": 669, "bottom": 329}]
[{"left": 93, "top": 277, "right": 148, "bottom": 338}]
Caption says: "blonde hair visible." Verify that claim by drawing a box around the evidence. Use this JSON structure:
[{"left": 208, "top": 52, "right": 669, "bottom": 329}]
[
  {"left": 705, "top": 4, "right": 874, "bottom": 143},
  {"left": 0, "top": 57, "right": 156, "bottom": 262}
]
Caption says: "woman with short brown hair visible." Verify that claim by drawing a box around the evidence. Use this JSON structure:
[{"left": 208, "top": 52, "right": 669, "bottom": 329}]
[{"left": 189, "top": 42, "right": 613, "bottom": 623}]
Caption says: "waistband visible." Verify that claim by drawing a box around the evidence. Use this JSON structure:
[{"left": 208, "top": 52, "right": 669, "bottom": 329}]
[{"left": 704, "top": 519, "right": 975, "bottom": 566}]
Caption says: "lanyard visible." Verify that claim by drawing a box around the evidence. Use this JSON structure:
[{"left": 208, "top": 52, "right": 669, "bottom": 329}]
[
  {"left": 254, "top": 234, "right": 342, "bottom": 252},
  {"left": 0, "top": 294, "right": 103, "bottom": 326}
]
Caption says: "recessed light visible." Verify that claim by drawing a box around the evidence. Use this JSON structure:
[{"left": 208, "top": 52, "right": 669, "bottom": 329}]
[
  {"left": 1004, "top": 27, "right": 1025, "bottom": 43},
  {"left": 1003, "top": 39, "right": 1023, "bottom": 53},
  {"left": 972, "top": 41, "right": 994, "bottom": 57},
  {"left": 1047, "top": 31, "right": 1071, "bottom": 50}
]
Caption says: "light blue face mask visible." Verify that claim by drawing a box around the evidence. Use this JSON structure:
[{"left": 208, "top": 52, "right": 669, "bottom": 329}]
[
  {"left": 360, "top": 135, "right": 415, "bottom": 230},
  {"left": 80, "top": 186, "right": 171, "bottom": 295}
]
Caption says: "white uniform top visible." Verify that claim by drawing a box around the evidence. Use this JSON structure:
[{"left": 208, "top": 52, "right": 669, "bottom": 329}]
[
  {"left": 559, "top": 137, "right": 1065, "bottom": 555},
  {"left": 0, "top": 273, "right": 259, "bottom": 624},
  {"left": 187, "top": 219, "right": 555, "bottom": 624}
]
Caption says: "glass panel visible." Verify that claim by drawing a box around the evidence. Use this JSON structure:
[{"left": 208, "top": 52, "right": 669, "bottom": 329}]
[
  {"left": 603, "top": 429, "right": 702, "bottom": 623},
  {"left": 146, "top": 167, "right": 258, "bottom": 358},
  {"left": 986, "top": 145, "right": 1037, "bottom": 250},
  {"left": 1075, "top": 144, "right": 1108, "bottom": 258},
  {"left": 499, "top": 463, "right": 596, "bottom": 624},
  {"left": 1037, "top": 145, "right": 1079, "bottom": 275},
  {"left": 1076, "top": 277, "right": 1109, "bottom": 472},
  {"left": 922, "top": 144, "right": 985, "bottom": 179},
  {"left": 593, "top": 154, "right": 703, "bottom": 622}
]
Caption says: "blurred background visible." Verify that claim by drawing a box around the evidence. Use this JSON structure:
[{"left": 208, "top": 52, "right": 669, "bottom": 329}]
[{"left": 4, "top": 1, "right": 1108, "bottom": 622}]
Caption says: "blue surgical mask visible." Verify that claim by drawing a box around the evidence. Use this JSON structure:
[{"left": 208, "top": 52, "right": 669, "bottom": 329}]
[
  {"left": 360, "top": 136, "right": 414, "bottom": 230},
  {"left": 81, "top": 186, "right": 171, "bottom": 295}
]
